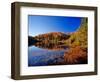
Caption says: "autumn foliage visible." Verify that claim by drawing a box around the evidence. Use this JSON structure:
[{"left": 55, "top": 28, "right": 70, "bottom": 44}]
[
  {"left": 64, "top": 46, "right": 87, "bottom": 64},
  {"left": 64, "top": 18, "right": 88, "bottom": 64}
]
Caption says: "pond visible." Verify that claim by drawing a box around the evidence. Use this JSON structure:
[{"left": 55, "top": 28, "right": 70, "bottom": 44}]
[{"left": 28, "top": 43, "right": 69, "bottom": 66}]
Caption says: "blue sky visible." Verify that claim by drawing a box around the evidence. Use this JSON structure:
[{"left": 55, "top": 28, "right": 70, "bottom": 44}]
[{"left": 28, "top": 15, "right": 82, "bottom": 36}]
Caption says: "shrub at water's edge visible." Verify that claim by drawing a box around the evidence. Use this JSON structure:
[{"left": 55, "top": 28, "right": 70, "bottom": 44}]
[
  {"left": 28, "top": 36, "right": 39, "bottom": 46},
  {"left": 64, "top": 46, "right": 87, "bottom": 64}
]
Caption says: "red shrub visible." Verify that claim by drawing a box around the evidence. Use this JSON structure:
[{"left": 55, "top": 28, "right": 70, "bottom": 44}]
[{"left": 64, "top": 46, "right": 87, "bottom": 64}]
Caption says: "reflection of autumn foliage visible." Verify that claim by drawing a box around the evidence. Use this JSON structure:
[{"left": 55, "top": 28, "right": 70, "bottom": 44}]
[
  {"left": 64, "top": 46, "right": 87, "bottom": 64},
  {"left": 34, "top": 42, "right": 68, "bottom": 51}
]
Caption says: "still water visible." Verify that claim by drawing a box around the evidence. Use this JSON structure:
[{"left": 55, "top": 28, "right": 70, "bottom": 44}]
[{"left": 28, "top": 44, "right": 68, "bottom": 66}]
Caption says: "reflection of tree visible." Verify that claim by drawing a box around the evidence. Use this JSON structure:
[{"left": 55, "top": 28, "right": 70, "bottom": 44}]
[{"left": 33, "top": 42, "right": 69, "bottom": 51}]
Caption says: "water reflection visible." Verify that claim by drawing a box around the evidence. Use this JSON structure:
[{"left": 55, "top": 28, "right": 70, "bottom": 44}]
[
  {"left": 28, "top": 42, "right": 68, "bottom": 66},
  {"left": 34, "top": 42, "right": 69, "bottom": 51}
]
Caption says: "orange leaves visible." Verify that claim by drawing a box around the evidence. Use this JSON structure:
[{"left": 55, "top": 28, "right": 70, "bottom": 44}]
[{"left": 64, "top": 46, "right": 87, "bottom": 64}]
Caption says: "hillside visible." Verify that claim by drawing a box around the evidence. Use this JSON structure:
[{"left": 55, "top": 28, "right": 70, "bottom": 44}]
[
  {"left": 65, "top": 18, "right": 87, "bottom": 48},
  {"left": 33, "top": 32, "right": 70, "bottom": 44},
  {"left": 64, "top": 18, "right": 88, "bottom": 64}
]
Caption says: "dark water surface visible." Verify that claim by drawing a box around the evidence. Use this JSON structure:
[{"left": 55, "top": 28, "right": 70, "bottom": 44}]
[{"left": 28, "top": 43, "right": 68, "bottom": 66}]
